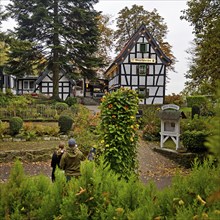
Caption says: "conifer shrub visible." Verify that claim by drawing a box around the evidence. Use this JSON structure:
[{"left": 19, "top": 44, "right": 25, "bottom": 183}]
[
  {"left": 1, "top": 157, "right": 220, "bottom": 219},
  {"left": 58, "top": 115, "right": 73, "bottom": 134},
  {"left": 9, "top": 116, "right": 23, "bottom": 135},
  {"left": 99, "top": 88, "right": 139, "bottom": 180}
]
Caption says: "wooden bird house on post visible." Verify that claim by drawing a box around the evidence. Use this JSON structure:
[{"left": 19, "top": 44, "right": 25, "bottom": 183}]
[{"left": 158, "top": 104, "right": 181, "bottom": 150}]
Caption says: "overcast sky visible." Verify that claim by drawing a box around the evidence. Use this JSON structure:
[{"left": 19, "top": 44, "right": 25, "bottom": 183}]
[
  {"left": 1, "top": 0, "right": 194, "bottom": 95},
  {"left": 95, "top": 0, "right": 194, "bottom": 95}
]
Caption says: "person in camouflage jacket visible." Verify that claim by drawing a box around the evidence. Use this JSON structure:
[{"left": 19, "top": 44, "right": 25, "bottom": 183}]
[{"left": 60, "top": 138, "right": 84, "bottom": 181}]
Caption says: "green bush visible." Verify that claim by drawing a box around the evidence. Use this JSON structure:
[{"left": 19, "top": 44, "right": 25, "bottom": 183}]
[
  {"left": 99, "top": 88, "right": 139, "bottom": 180},
  {"left": 54, "top": 102, "right": 69, "bottom": 114},
  {"left": 42, "top": 108, "right": 57, "bottom": 118},
  {"left": 9, "top": 116, "right": 23, "bottom": 135},
  {"left": 205, "top": 85, "right": 220, "bottom": 160},
  {"left": 186, "top": 96, "right": 207, "bottom": 108},
  {"left": 180, "top": 116, "right": 212, "bottom": 133},
  {"left": 0, "top": 121, "right": 8, "bottom": 137},
  {"left": 143, "top": 122, "right": 160, "bottom": 141},
  {"left": 1, "top": 158, "right": 219, "bottom": 219},
  {"left": 187, "top": 96, "right": 215, "bottom": 117},
  {"left": 138, "top": 105, "right": 161, "bottom": 129},
  {"left": 60, "top": 109, "right": 75, "bottom": 119},
  {"left": 58, "top": 115, "right": 73, "bottom": 134},
  {"left": 181, "top": 130, "right": 211, "bottom": 152},
  {"left": 36, "top": 104, "right": 46, "bottom": 114},
  {"left": 165, "top": 93, "right": 184, "bottom": 106},
  {"left": 191, "top": 105, "right": 200, "bottom": 119},
  {"left": 65, "top": 96, "right": 77, "bottom": 106}
]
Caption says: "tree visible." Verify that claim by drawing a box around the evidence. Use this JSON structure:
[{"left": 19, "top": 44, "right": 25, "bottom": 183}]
[
  {"left": 4, "top": 0, "right": 102, "bottom": 100},
  {"left": 181, "top": 0, "right": 220, "bottom": 95},
  {"left": 0, "top": 3, "right": 8, "bottom": 67},
  {"left": 96, "top": 14, "right": 114, "bottom": 76},
  {"left": 3, "top": 37, "right": 45, "bottom": 77},
  {"left": 0, "top": 36, "right": 8, "bottom": 67},
  {"left": 114, "top": 4, "right": 176, "bottom": 71}
]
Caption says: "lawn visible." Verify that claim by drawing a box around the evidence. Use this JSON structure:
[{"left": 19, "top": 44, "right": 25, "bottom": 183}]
[{"left": 0, "top": 140, "right": 62, "bottom": 151}]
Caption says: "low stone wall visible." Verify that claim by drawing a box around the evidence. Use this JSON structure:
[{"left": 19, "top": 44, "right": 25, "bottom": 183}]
[
  {"left": 153, "top": 147, "right": 205, "bottom": 168},
  {"left": 0, "top": 135, "right": 69, "bottom": 163},
  {"left": 0, "top": 149, "right": 54, "bottom": 163}
]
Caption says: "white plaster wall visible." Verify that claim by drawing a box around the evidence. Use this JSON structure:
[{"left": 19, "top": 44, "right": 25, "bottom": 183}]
[
  {"left": 146, "top": 97, "right": 153, "bottom": 104},
  {"left": 153, "top": 97, "right": 163, "bottom": 104},
  {"left": 131, "top": 47, "right": 135, "bottom": 52},
  {"left": 139, "top": 77, "right": 145, "bottom": 85},
  {"left": 43, "top": 76, "right": 51, "bottom": 82},
  {"left": 156, "top": 76, "right": 164, "bottom": 86},
  {"left": 155, "top": 65, "right": 163, "bottom": 73},
  {"left": 147, "top": 76, "right": 154, "bottom": 85},
  {"left": 149, "top": 65, "right": 154, "bottom": 74},
  {"left": 132, "top": 76, "right": 138, "bottom": 85},
  {"left": 130, "top": 53, "right": 135, "bottom": 59}
]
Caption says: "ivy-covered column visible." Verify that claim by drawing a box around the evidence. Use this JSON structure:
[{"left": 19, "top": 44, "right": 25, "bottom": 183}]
[{"left": 99, "top": 88, "right": 139, "bottom": 180}]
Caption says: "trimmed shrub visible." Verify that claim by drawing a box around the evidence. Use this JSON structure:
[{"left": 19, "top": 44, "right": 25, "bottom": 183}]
[
  {"left": 186, "top": 96, "right": 207, "bottom": 108},
  {"left": 181, "top": 130, "right": 211, "bottom": 152},
  {"left": 54, "top": 102, "right": 68, "bottom": 114},
  {"left": 60, "top": 109, "right": 75, "bottom": 119},
  {"left": 9, "top": 116, "right": 23, "bottom": 135},
  {"left": 58, "top": 115, "right": 73, "bottom": 134},
  {"left": 65, "top": 96, "right": 77, "bottom": 106}
]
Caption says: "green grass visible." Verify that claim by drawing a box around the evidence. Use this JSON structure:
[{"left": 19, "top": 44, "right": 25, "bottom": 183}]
[
  {"left": 0, "top": 140, "right": 62, "bottom": 151},
  {"left": 163, "top": 139, "right": 184, "bottom": 150}
]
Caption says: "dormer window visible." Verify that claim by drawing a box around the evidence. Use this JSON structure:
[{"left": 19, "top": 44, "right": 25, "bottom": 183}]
[{"left": 140, "top": 43, "right": 147, "bottom": 53}]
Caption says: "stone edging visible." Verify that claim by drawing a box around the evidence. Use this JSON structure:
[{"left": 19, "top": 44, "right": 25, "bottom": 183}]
[{"left": 153, "top": 147, "right": 204, "bottom": 169}]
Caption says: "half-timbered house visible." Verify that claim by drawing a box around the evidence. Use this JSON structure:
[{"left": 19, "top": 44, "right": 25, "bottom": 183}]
[
  {"left": 104, "top": 24, "right": 172, "bottom": 104},
  {"left": 0, "top": 68, "right": 76, "bottom": 100},
  {"left": 34, "top": 69, "right": 76, "bottom": 100}
]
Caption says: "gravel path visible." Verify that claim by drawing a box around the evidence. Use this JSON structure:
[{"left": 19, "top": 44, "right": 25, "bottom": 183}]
[
  {"left": 137, "top": 139, "right": 189, "bottom": 189},
  {"left": 0, "top": 139, "right": 189, "bottom": 189}
]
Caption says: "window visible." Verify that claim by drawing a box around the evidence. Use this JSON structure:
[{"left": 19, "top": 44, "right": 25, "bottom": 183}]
[
  {"left": 29, "top": 81, "right": 34, "bottom": 90},
  {"left": 23, "top": 80, "right": 34, "bottom": 91},
  {"left": 137, "top": 65, "right": 149, "bottom": 75},
  {"left": 24, "top": 81, "right": 29, "bottom": 90},
  {"left": 135, "top": 87, "right": 149, "bottom": 98},
  {"left": 140, "top": 43, "right": 147, "bottom": 53}
]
